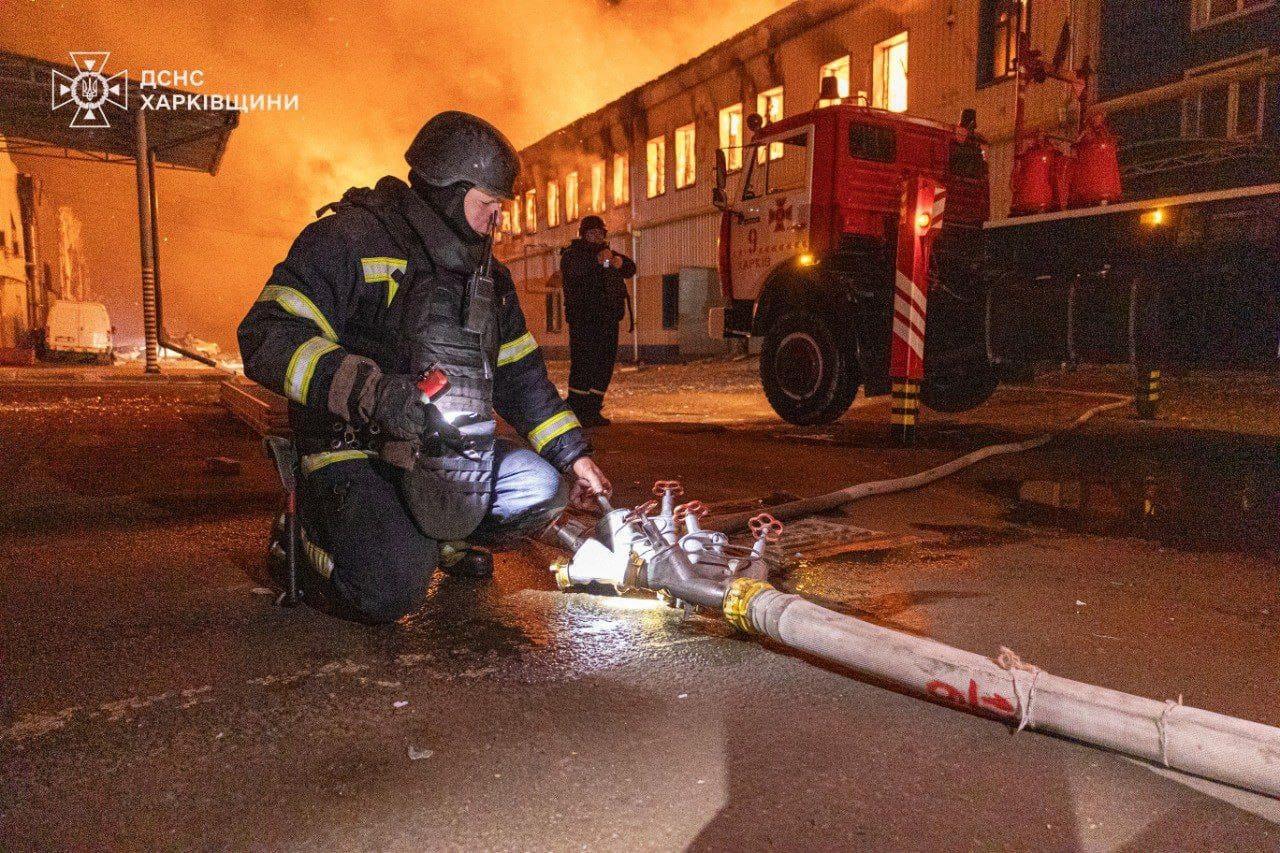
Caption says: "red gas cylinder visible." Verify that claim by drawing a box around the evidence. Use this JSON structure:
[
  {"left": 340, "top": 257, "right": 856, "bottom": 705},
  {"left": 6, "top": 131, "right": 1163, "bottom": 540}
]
[
  {"left": 1069, "top": 113, "right": 1122, "bottom": 207},
  {"left": 1010, "top": 137, "right": 1059, "bottom": 215}
]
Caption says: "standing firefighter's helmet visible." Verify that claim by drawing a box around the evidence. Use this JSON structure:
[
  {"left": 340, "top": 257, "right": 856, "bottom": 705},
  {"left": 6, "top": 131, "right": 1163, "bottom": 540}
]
[{"left": 405, "top": 111, "right": 520, "bottom": 201}]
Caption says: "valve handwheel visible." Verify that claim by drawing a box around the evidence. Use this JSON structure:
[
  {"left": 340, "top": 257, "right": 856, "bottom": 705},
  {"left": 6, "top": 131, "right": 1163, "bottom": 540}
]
[
  {"left": 748, "top": 513, "right": 784, "bottom": 543},
  {"left": 675, "top": 500, "right": 708, "bottom": 523},
  {"left": 652, "top": 480, "right": 684, "bottom": 498},
  {"left": 626, "top": 499, "right": 659, "bottom": 523}
]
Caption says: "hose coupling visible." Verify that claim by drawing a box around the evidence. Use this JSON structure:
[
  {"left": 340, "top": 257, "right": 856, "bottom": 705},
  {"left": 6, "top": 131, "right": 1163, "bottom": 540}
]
[{"left": 722, "top": 577, "right": 774, "bottom": 634}]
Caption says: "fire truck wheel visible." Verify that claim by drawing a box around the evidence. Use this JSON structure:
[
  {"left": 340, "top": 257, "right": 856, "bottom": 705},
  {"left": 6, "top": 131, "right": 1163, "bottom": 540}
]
[
  {"left": 761, "top": 311, "right": 859, "bottom": 425},
  {"left": 920, "top": 363, "right": 998, "bottom": 413}
]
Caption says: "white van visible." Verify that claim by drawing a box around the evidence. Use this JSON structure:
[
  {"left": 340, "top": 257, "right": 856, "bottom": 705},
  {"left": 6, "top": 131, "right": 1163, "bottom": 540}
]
[{"left": 43, "top": 300, "right": 114, "bottom": 364}]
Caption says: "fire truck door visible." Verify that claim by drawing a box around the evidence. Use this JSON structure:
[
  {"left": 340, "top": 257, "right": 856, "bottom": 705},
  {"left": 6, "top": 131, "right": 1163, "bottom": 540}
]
[{"left": 728, "top": 127, "right": 814, "bottom": 302}]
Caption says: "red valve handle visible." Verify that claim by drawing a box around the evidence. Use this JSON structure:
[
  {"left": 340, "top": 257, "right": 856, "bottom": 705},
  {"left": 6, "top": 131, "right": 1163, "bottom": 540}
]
[
  {"left": 748, "top": 513, "right": 784, "bottom": 542},
  {"left": 417, "top": 367, "right": 451, "bottom": 403},
  {"left": 674, "top": 500, "right": 708, "bottom": 522},
  {"left": 626, "top": 499, "right": 658, "bottom": 523},
  {"left": 652, "top": 480, "right": 684, "bottom": 497}
]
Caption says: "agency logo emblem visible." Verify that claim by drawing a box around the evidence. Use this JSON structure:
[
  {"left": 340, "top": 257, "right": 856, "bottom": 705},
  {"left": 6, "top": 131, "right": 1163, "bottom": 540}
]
[{"left": 51, "top": 52, "right": 128, "bottom": 129}]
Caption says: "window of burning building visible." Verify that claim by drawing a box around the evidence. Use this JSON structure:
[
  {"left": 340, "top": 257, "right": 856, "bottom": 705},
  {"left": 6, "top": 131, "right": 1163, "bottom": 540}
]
[
  {"left": 547, "top": 180, "right": 561, "bottom": 227},
  {"left": 757, "top": 87, "right": 785, "bottom": 163},
  {"left": 1183, "top": 57, "right": 1270, "bottom": 140},
  {"left": 613, "top": 153, "right": 630, "bottom": 206},
  {"left": 873, "top": 33, "right": 909, "bottom": 113},
  {"left": 675, "top": 123, "right": 697, "bottom": 189},
  {"left": 819, "top": 55, "right": 851, "bottom": 106},
  {"left": 510, "top": 200, "right": 522, "bottom": 235},
  {"left": 719, "top": 103, "right": 743, "bottom": 171},
  {"left": 647, "top": 136, "right": 666, "bottom": 198},
  {"left": 1193, "top": 0, "right": 1273, "bottom": 29},
  {"left": 565, "top": 171, "right": 580, "bottom": 221},
  {"left": 524, "top": 189, "right": 538, "bottom": 232},
  {"left": 591, "top": 161, "right": 606, "bottom": 212},
  {"left": 979, "top": 0, "right": 1030, "bottom": 86}
]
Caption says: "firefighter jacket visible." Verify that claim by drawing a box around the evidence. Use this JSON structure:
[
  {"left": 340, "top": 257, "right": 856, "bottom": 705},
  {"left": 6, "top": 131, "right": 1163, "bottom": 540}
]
[
  {"left": 238, "top": 175, "right": 589, "bottom": 540},
  {"left": 560, "top": 238, "right": 635, "bottom": 328}
]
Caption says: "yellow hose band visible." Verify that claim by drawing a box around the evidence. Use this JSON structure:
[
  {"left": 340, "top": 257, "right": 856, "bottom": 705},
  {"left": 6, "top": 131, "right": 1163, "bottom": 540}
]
[
  {"left": 722, "top": 578, "right": 774, "bottom": 633},
  {"left": 550, "top": 558, "right": 571, "bottom": 590}
]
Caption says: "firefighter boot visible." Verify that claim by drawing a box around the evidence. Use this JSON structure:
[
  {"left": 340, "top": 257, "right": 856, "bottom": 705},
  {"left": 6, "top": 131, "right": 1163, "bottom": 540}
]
[{"left": 439, "top": 541, "right": 494, "bottom": 579}]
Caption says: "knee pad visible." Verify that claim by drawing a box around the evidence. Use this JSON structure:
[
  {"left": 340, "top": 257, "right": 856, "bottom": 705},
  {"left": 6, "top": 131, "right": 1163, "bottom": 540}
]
[
  {"left": 331, "top": 544, "right": 434, "bottom": 624},
  {"left": 350, "top": 585, "right": 424, "bottom": 625}
]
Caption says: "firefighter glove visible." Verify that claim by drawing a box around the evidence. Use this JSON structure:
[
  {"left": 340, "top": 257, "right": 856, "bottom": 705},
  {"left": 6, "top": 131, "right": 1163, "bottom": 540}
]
[{"left": 370, "top": 374, "right": 431, "bottom": 440}]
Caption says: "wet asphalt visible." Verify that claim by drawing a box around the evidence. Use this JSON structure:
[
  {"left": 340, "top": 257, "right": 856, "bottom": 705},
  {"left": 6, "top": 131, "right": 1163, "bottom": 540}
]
[{"left": 2, "top": 374, "right": 1278, "bottom": 850}]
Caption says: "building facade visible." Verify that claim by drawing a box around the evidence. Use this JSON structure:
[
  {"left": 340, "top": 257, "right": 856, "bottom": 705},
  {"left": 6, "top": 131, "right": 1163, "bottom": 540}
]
[
  {"left": 0, "top": 144, "right": 29, "bottom": 353},
  {"left": 1099, "top": 0, "right": 1278, "bottom": 198},
  {"left": 0, "top": 138, "right": 82, "bottom": 361},
  {"left": 496, "top": 0, "right": 1106, "bottom": 361}
]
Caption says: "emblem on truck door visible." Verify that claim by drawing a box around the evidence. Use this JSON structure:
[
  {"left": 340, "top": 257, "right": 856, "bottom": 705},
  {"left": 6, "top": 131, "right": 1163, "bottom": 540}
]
[{"left": 769, "top": 198, "right": 794, "bottom": 232}]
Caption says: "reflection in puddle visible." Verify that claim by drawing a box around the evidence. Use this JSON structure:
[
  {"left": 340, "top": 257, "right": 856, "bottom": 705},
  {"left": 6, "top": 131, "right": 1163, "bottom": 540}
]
[
  {"left": 376, "top": 549, "right": 725, "bottom": 685},
  {"left": 1002, "top": 475, "right": 1279, "bottom": 553}
]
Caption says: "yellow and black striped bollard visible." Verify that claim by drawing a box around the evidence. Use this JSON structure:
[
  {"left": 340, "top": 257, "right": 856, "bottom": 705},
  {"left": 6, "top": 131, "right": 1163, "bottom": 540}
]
[
  {"left": 891, "top": 379, "right": 920, "bottom": 444},
  {"left": 1135, "top": 368, "right": 1160, "bottom": 420}
]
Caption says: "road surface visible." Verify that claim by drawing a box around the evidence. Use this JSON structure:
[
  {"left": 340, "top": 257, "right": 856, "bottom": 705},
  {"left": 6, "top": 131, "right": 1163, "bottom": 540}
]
[{"left": 3, "top": 362, "right": 1278, "bottom": 850}]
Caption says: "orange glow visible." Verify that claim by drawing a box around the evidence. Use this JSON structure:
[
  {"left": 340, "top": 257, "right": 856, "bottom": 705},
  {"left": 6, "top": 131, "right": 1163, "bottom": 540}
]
[
  {"left": 1, "top": 0, "right": 793, "bottom": 350},
  {"left": 915, "top": 212, "right": 932, "bottom": 230}
]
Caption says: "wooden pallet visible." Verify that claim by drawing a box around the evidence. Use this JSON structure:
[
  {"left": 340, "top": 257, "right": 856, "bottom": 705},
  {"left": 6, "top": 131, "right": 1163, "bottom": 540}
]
[{"left": 220, "top": 378, "right": 290, "bottom": 436}]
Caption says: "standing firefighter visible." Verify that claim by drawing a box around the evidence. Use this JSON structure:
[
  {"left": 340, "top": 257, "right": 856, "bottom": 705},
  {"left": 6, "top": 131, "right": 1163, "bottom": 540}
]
[
  {"left": 560, "top": 215, "right": 635, "bottom": 427},
  {"left": 238, "top": 111, "right": 612, "bottom": 624}
]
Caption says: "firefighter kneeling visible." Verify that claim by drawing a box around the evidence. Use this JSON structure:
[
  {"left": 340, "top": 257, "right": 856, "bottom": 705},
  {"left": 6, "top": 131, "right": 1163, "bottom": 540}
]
[{"left": 239, "top": 111, "right": 612, "bottom": 623}]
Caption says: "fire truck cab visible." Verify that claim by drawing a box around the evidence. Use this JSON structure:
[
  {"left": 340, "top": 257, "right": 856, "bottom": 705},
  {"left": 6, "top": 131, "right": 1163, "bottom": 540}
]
[{"left": 714, "top": 103, "right": 997, "bottom": 424}]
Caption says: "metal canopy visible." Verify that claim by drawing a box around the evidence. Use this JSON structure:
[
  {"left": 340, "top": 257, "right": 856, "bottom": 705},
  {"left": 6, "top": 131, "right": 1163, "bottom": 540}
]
[{"left": 0, "top": 50, "right": 238, "bottom": 174}]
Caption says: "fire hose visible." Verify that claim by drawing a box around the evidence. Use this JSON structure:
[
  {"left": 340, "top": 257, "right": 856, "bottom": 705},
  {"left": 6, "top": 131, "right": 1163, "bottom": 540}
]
[
  {"left": 547, "top": 395, "right": 1280, "bottom": 799},
  {"left": 708, "top": 390, "right": 1134, "bottom": 535}
]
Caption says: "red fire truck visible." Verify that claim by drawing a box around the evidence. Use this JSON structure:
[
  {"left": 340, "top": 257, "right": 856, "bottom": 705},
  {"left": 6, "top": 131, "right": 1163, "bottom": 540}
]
[
  {"left": 713, "top": 102, "right": 996, "bottom": 425},
  {"left": 713, "top": 100, "right": 1279, "bottom": 426}
]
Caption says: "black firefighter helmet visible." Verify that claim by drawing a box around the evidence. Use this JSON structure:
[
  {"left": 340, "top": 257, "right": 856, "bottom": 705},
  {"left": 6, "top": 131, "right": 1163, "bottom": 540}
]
[{"left": 405, "top": 111, "right": 520, "bottom": 201}]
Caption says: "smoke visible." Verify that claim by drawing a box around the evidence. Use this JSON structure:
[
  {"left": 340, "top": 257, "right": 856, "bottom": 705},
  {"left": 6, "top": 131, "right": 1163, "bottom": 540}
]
[{"left": 1, "top": 0, "right": 788, "bottom": 350}]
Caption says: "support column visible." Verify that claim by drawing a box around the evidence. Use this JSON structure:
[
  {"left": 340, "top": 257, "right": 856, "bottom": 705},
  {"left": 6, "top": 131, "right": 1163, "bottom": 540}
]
[
  {"left": 147, "top": 148, "right": 165, "bottom": 343},
  {"left": 133, "top": 105, "right": 160, "bottom": 374},
  {"left": 890, "top": 176, "right": 945, "bottom": 444}
]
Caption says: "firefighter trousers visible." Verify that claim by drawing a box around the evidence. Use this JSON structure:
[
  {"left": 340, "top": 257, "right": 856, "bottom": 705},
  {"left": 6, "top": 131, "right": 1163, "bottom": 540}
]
[
  {"left": 567, "top": 319, "right": 619, "bottom": 419},
  {"left": 300, "top": 438, "right": 569, "bottom": 623}
]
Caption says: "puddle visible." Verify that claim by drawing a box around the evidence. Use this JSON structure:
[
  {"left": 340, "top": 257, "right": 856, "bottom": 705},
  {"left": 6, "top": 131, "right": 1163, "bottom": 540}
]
[
  {"left": 911, "top": 523, "right": 1030, "bottom": 549},
  {"left": 997, "top": 475, "right": 1280, "bottom": 553}
]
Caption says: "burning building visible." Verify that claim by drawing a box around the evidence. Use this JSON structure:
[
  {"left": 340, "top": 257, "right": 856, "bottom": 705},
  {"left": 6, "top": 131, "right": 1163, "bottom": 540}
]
[
  {"left": 0, "top": 137, "right": 96, "bottom": 363},
  {"left": 496, "top": 0, "right": 1107, "bottom": 361},
  {"left": 497, "top": 0, "right": 1277, "bottom": 364},
  {"left": 0, "top": 143, "right": 27, "bottom": 355}
]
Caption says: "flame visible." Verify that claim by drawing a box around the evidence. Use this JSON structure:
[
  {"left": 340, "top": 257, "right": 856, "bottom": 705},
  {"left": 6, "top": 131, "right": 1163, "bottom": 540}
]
[{"left": 1, "top": 0, "right": 790, "bottom": 349}]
